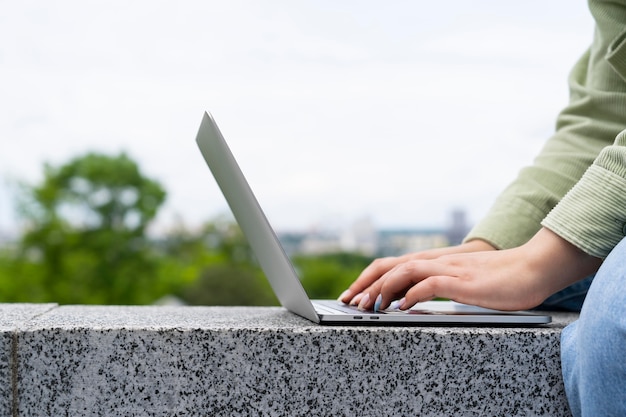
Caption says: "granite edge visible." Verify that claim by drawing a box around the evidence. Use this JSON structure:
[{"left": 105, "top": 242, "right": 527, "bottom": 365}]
[
  {"left": 3, "top": 305, "right": 578, "bottom": 417},
  {"left": 0, "top": 303, "right": 59, "bottom": 417}
]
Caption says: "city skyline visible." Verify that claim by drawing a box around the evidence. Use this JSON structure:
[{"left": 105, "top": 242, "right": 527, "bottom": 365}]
[{"left": 278, "top": 208, "right": 470, "bottom": 257}]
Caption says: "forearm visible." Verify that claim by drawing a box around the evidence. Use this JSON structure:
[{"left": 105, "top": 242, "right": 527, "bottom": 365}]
[{"left": 519, "top": 228, "right": 603, "bottom": 299}]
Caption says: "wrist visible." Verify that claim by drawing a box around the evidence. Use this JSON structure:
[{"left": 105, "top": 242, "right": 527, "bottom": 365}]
[
  {"left": 463, "top": 239, "right": 497, "bottom": 252},
  {"left": 521, "top": 228, "right": 602, "bottom": 296}
]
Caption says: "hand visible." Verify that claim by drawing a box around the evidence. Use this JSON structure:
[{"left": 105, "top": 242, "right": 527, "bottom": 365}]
[
  {"left": 345, "top": 228, "right": 602, "bottom": 312},
  {"left": 337, "top": 239, "right": 496, "bottom": 306}
]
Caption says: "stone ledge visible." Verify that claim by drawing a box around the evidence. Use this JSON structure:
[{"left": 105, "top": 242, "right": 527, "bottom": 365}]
[
  {"left": 0, "top": 303, "right": 58, "bottom": 417},
  {"left": 1, "top": 304, "right": 578, "bottom": 416}
]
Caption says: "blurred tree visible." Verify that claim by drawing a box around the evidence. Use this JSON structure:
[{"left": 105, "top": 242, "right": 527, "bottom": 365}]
[
  {"left": 294, "top": 252, "right": 374, "bottom": 299},
  {"left": 11, "top": 152, "right": 166, "bottom": 304},
  {"left": 170, "top": 216, "right": 277, "bottom": 306},
  {"left": 180, "top": 264, "right": 276, "bottom": 306},
  {"left": 0, "top": 152, "right": 375, "bottom": 306}
]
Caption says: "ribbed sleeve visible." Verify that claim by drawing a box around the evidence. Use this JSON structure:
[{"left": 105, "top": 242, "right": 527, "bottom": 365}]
[{"left": 542, "top": 132, "right": 626, "bottom": 258}]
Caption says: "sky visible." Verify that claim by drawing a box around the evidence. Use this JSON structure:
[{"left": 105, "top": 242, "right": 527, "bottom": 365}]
[{"left": 0, "top": 0, "right": 595, "bottom": 237}]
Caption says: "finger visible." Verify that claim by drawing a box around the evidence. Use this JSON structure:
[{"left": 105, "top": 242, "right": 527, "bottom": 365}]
[
  {"left": 402, "top": 273, "right": 545, "bottom": 311},
  {"left": 337, "top": 256, "right": 405, "bottom": 304},
  {"left": 339, "top": 246, "right": 481, "bottom": 305},
  {"left": 399, "top": 275, "right": 462, "bottom": 309},
  {"left": 360, "top": 260, "right": 457, "bottom": 311}
]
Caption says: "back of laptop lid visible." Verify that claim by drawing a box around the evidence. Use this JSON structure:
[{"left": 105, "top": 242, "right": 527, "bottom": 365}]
[{"left": 195, "top": 112, "right": 320, "bottom": 323}]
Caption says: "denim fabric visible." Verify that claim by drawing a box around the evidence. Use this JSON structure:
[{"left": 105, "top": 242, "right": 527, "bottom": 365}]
[
  {"left": 561, "top": 236, "right": 626, "bottom": 417},
  {"left": 537, "top": 275, "right": 594, "bottom": 312}
]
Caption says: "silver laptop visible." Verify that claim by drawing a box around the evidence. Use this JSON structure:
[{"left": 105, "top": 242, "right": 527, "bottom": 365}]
[{"left": 195, "top": 111, "right": 551, "bottom": 325}]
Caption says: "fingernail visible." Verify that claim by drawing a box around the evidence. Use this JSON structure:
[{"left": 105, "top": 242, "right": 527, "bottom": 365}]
[
  {"left": 337, "top": 290, "right": 353, "bottom": 303},
  {"left": 374, "top": 294, "right": 382, "bottom": 313},
  {"left": 349, "top": 293, "right": 363, "bottom": 306},
  {"left": 389, "top": 300, "right": 400, "bottom": 310},
  {"left": 397, "top": 297, "right": 406, "bottom": 310},
  {"left": 357, "top": 293, "right": 370, "bottom": 311}
]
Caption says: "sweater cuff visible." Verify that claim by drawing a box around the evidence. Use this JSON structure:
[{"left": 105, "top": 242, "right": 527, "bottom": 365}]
[
  {"left": 542, "top": 164, "right": 626, "bottom": 258},
  {"left": 464, "top": 198, "right": 545, "bottom": 250}
]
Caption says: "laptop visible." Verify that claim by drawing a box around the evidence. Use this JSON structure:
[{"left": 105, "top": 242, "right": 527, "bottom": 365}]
[{"left": 195, "top": 111, "right": 551, "bottom": 325}]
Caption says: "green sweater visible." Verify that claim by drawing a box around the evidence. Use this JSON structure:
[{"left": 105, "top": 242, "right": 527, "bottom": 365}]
[{"left": 465, "top": 0, "right": 626, "bottom": 258}]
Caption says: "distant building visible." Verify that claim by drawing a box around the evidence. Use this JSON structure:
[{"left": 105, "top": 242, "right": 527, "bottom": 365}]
[
  {"left": 277, "top": 209, "right": 472, "bottom": 257},
  {"left": 277, "top": 231, "right": 309, "bottom": 257},
  {"left": 299, "top": 231, "right": 343, "bottom": 255},
  {"left": 446, "top": 208, "right": 470, "bottom": 246},
  {"left": 278, "top": 217, "right": 377, "bottom": 257},
  {"left": 376, "top": 228, "right": 449, "bottom": 257},
  {"left": 339, "top": 217, "right": 378, "bottom": 256}
]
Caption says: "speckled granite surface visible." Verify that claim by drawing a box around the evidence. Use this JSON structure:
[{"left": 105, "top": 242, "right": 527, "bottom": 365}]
[
  {"left": 0, "top": 303, "right": 57, "bottom": 416},
  {"left": 2, "top": 305, "right": 579, "bottom": 416}
]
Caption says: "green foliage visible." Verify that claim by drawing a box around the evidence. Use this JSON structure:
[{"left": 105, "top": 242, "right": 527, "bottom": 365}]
[
  {"left": 8, "top": 152, "right": 167, "bottom": 304},
  {"left": 162, "top": 217, "right": 277, "bottom": 306},
  {"left": 0, "top": 152, "right": 373, "bottom": 306},
  {"left": 179, "top": 265, "right": 276, "bottom": 306},
  {"left": 295, "top": 252, "right": 374, "bottom": 299}
]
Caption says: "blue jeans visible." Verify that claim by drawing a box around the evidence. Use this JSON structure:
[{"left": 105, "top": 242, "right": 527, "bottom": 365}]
[
  {"left": 560, "top": 236, "right": 626, "bottom": 417},
  {"left": 537, "top": 274, "right": 595, "bottom": 312}
]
